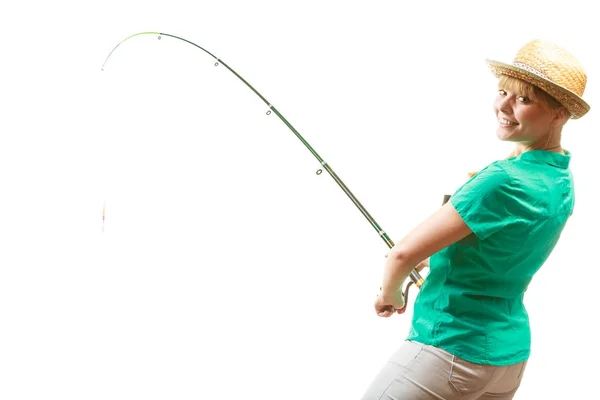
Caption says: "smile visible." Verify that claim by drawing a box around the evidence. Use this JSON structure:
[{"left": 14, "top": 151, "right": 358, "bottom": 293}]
[{"left": 498, "top": 117, "right": 518, "bottom": 126}]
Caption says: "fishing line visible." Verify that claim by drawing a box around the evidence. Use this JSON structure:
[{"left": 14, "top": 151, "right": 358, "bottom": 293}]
[{"left": 101, "top": 31, "right": 424, "bottom": 303}]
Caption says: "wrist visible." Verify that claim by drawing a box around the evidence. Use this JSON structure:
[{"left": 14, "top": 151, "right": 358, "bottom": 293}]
[
  {"left": 379, "top": 287, "right": 405, "bottom": 307},
  {"left": 380, "top": 280, "right": 406, "bottom": 297}
]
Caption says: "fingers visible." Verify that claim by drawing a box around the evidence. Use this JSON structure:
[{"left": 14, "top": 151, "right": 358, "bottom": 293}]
[
  {"left": 375, "top": 301, "right": 398, "bottom": 318},
  {"left": 395, "top": 304, "right": 407, "bottom": 314},
  {"left": 377, "top": 307, "right": 394, "bottom": 318},
  {"left": 377, "top": 305, "right": 406, "bottom": 317}
]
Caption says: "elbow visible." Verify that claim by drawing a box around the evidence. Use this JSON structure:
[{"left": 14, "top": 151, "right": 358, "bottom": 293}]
[{"left": 388, "top": 248, "right": 418, "bottom": 265}]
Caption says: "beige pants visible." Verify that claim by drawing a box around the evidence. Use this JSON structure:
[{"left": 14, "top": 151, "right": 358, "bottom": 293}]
[{"left": 361, "top": 340, "right": 527, "bottom": 400}]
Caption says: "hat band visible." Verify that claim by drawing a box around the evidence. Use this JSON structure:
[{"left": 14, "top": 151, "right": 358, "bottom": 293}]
[{"left": 512, "top": 61, "right": 550, "bottom": 80}]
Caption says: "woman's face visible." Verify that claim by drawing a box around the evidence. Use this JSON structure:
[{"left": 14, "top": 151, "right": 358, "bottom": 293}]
[{"left": 493, "top": 85, "right": 561, "bottom": 146}]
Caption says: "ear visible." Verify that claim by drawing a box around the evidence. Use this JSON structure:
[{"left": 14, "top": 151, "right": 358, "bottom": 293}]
[{"left": 552, "top": 107, "right": 570, "bottom": 126}]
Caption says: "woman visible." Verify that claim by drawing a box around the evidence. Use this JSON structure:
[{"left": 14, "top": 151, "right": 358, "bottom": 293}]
[{"left": 361, "top": 39, "right": 590, "bottom": 400}]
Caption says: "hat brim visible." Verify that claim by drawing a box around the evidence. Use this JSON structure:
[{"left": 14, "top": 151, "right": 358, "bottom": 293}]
[{"left": 485, "top": 59, "right": 590, "bottom": 119}]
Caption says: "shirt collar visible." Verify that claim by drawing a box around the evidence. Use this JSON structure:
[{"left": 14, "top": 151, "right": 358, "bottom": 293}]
[{"left": 512, "top": 149, "right": 571, "bottom": 168}]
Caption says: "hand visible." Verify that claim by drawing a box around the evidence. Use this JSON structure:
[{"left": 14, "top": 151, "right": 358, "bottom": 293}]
[{"left": 374, "top": 289, "right": 406, "bottom": 318}]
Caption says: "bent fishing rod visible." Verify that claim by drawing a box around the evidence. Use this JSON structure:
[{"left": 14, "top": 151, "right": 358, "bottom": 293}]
[{"left": 101, "top": 31, "right": 425, "bottom": 304}]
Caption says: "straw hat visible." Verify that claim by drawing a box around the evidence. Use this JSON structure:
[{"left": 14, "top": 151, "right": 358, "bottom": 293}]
[{"left": 486, "top": 39, "right": 590, "bottom": 119}]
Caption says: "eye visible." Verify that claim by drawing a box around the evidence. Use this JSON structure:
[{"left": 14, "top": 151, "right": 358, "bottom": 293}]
[
  {"left": 498, "top": 89, "right": 507, "bottom": 95},
  {"left": 517, "top": 95, "right": 530, "bottom": 103}
]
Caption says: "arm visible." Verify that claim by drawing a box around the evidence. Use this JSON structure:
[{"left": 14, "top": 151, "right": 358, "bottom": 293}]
[{"left": 375, "top": 202, "right": 473, "bottom": 317}]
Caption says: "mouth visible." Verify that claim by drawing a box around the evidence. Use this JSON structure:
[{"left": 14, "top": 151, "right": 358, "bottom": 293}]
[{"left": 498, "top": 117, "right": 518, "bottom": 126}]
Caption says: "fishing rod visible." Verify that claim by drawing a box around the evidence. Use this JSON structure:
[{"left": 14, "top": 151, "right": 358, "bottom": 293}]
[{"left": 101, "top": 31, "right": 425, "bottom": 305}]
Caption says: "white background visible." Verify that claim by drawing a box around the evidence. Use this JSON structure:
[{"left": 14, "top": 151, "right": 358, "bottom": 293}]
[{"left": 1, "top": 1, "right": 598, "bottom": 399}]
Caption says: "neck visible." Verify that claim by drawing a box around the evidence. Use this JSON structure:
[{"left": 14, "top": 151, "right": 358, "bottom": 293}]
[
  {"left": 513, "top": 143, "right": 563, "bottom": 156},
  {"left": 513, "top": 130, "right": 563, "bottom": 156}
]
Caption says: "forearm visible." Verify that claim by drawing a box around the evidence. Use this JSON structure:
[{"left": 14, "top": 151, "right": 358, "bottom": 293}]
[
  {"left": 380, "top": 250, "right": 419, "bottom": 297},
  {"left": 378, "top": 203, "right": 472, "bottom": 299}
]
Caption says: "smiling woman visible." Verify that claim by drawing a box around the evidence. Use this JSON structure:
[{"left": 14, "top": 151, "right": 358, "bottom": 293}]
[
  {"left": 467, "top": 75, "right": 570, "bottom": 177},
  {"left": 468, "top": 40, "right": 588, "bottom": 177},
  {"left": 363, "top": 39, "right": 591, "bottom": 400},
  {"left": 494, "top": 81, "right": 567, "bottom": 154}
]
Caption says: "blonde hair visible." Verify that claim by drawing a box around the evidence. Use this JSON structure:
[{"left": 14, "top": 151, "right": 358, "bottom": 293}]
[
  {"left": 466, "top": 75, "right": 565, "bottom": 179},
  {"left": 498, "top": 75, "right": 563, "bottom": 110}
]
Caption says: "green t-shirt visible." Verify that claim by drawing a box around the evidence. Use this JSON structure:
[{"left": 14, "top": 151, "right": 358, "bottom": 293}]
[{"left": 406, "top": 150, "right": 574, "bottom": 365}]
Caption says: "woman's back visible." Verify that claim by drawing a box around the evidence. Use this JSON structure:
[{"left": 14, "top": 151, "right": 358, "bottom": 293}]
[{"left": 407, "top": 150, "right": 574, "bottom": 366}]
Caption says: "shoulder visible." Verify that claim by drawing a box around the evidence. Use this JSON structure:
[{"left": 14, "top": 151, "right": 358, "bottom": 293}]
[
  {"left": 450, "top": 161, "right": 531, "bottom": 239},
  {"left": 455, "top": 161, "right": 513, "bottom": 197}
]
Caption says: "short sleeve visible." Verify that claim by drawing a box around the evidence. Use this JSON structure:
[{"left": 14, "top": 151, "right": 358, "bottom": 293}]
[{"left": 450, "top": 163, "right": 524, "bottom": 240}]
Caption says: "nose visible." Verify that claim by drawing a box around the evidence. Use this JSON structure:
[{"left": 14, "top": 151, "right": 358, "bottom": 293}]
[{"left": 494, "top": 93, "right": 513, "bottom": 116}]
